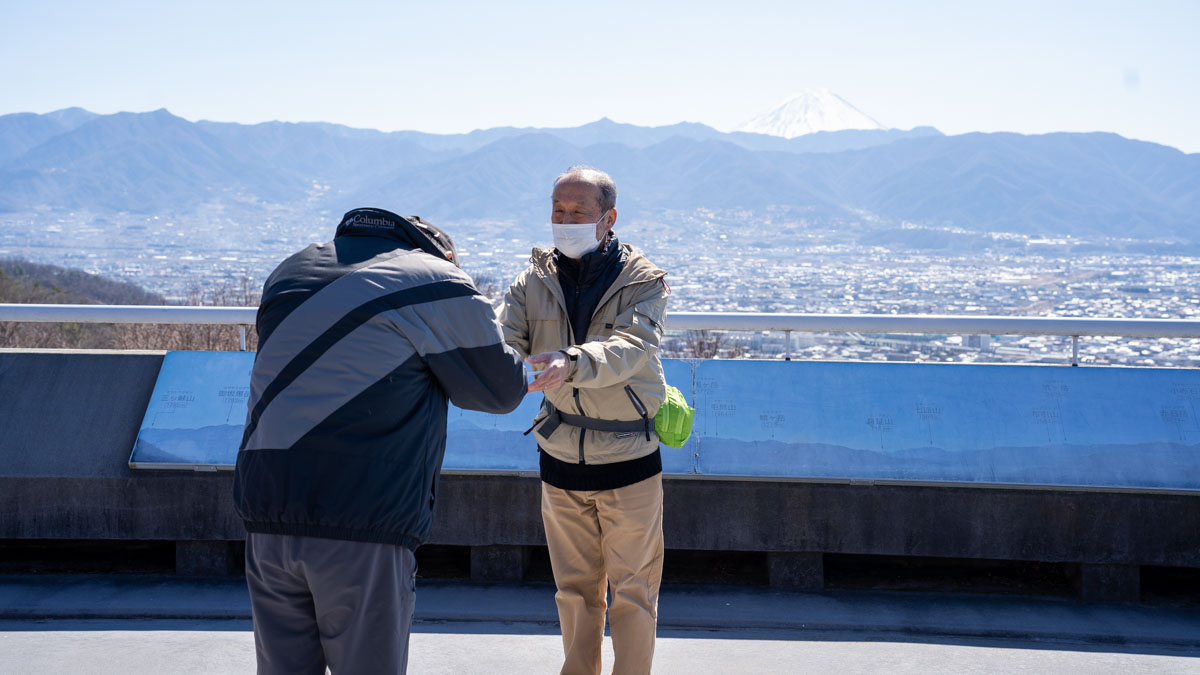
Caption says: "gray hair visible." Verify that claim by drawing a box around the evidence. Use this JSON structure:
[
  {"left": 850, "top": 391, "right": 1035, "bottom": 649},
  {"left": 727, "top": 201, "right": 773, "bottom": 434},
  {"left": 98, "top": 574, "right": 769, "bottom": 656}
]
[{"left": 553, "top": 165, "right": 617, "bottom": 213}]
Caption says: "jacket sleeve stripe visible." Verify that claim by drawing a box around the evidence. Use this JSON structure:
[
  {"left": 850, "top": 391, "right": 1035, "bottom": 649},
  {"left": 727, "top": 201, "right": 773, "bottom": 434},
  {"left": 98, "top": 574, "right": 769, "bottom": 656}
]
[
  {"left": 243, "top": 315, "right": 420, "bottom": 451},
  {"left": 254, "top": 248, "right": 454, "bottom": 371},
  {"left": 241, "top": 278, "right": 479, "bottom": 448},
  {"left": 256, "top": 246, "right": 416, "bottom": 353}
]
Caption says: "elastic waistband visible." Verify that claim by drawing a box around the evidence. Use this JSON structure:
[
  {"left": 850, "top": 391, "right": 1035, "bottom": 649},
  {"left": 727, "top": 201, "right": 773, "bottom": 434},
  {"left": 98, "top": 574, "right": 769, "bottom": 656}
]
[{"left": 540, "top": 447, "right": 662, "bottom": 491}]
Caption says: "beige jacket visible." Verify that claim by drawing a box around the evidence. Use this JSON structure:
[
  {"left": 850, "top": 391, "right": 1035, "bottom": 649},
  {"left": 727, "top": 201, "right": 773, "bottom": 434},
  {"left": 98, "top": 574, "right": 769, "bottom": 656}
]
[{"left": 500, "top": 243, "right": 669, "bottom": 465}]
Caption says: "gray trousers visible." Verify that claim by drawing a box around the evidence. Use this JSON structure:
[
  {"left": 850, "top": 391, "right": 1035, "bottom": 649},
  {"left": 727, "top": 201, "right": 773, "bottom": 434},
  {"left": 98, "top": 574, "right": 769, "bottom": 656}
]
[{"left": 245, "top": 533, "right": 417, "bottom": 675}]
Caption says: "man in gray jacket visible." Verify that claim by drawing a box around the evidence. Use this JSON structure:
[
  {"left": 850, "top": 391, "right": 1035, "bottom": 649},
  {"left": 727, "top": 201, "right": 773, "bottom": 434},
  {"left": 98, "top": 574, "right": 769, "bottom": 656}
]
[{"left": 235, "top": 207, "right": 527, "bottom": 674}]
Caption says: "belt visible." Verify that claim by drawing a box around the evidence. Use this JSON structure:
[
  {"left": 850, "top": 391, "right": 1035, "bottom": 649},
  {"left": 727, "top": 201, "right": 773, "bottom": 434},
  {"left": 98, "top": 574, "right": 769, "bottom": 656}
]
[{"left": 526, "top": 400, "right": 649, "bottom": 441}]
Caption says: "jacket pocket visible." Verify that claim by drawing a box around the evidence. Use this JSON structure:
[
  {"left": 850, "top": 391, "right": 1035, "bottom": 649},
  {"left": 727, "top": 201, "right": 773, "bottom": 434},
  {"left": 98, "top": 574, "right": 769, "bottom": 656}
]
[{"left": 523, "top": 407, "right": 550, "bottom": 437}]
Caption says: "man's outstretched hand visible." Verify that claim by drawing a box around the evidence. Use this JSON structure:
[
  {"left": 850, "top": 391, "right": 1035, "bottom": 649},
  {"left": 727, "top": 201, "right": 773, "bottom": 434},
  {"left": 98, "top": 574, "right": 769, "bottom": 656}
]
[{"left": 526, "top": 351, "right": 570, "bottom": 393}]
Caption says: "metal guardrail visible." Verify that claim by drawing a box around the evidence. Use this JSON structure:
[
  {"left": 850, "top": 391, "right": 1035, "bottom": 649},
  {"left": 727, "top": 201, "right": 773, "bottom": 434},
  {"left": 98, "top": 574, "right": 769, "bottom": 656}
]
[
  {"left": 3, "top": 303, "right": 1199, "bottom": 361},
  {"left": 0, "top": 304, "right": 256, "bottom": 325},
  {"left": 666, "top": 312, "right": 1200, "bottom": 339},
  {"left": 4, "top": 304, "right": 1200, "bottom": 337},
  {"left": 0, "top": 304, "right": 260, "bottom": 351}
]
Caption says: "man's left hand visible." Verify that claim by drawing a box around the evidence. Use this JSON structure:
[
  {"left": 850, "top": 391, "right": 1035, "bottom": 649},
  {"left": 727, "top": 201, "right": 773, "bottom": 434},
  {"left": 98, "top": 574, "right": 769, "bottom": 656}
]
[{"left": 526, "top": 351, "right": 570, "bottom": 392}]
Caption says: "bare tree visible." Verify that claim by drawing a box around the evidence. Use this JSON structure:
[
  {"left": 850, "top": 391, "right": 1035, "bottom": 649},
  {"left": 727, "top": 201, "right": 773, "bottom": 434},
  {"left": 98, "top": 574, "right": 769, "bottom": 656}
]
[
  {"left": 684, "top": 330, "right": 725, "bottom": 359},
  {"left": 1, "top": 272, "right": 261, "bottom": 352},
  {"left": 115, "top": 275, "right": 261, "bottom": 351}
]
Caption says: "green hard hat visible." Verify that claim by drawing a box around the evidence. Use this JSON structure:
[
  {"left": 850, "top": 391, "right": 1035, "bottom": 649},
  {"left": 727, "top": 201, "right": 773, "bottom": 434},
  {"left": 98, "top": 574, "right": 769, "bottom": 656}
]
[{"left": 655, "top": 384, "right": 695, "bottom": 448}]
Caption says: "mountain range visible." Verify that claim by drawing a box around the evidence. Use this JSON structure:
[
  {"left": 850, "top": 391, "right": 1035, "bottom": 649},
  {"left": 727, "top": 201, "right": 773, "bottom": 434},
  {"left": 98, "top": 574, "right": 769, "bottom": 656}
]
[{"left": 1, "top": 106, "right": 1198, "bottom": 242}]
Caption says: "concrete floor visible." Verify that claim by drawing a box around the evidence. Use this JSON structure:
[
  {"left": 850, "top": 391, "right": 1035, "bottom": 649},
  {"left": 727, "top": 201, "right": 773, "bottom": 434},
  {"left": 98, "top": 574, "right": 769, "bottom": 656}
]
[
  {"left": 3, "top": 619, "right": 1199, "bottom": 674},
  {"left": 2, "top": 576, "right": 1198, "bottom": 674}
]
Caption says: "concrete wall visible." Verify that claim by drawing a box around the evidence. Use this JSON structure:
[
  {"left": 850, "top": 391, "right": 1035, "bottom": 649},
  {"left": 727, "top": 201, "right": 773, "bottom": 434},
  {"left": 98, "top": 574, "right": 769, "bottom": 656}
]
[{"left": 2, "top": 350, "right": 1198, "bottom": 601}]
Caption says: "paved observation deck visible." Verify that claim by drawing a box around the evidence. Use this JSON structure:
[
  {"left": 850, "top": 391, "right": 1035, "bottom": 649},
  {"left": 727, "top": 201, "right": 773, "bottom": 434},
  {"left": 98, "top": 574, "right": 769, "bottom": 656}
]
[
  {"left": 2, "top": 306, "right": 1200, "bottom": 671},
  {"left": 2, "top": 575, "right": 1199, "bottom": 674}
]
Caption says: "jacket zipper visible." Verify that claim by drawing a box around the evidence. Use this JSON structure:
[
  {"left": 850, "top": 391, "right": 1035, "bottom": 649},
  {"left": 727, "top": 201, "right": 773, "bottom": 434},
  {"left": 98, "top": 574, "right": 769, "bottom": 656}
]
[
  {"left": 624, "top": 385, "right": 652, "bottom": 441},
  {"left": 557, "top": 253, "right": 644, "bottom": 465},
  {"left": 574, "top": 387, "right": 587, "bottom": 464},
  {"left": 572, "top": 262, "right": 588, "bottom": 464}
]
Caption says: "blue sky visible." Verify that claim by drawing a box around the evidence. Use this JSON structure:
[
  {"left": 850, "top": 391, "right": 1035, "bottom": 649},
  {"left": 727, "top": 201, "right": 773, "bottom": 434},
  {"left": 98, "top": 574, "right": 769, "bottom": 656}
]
[{"left": 1, "top": 0, "right": 1197, "bottom": 152}]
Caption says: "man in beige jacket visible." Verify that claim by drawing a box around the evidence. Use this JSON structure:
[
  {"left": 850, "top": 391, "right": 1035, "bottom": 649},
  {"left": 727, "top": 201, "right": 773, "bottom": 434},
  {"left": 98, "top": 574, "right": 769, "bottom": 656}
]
[{"left": 500, "top": 166, "right": 669, "bottom": 675}]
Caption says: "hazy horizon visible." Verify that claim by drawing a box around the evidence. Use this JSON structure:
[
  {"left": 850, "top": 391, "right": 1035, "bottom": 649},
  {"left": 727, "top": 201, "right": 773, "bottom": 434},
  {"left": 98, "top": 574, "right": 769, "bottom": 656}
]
[{"left": 2, "top": 1, "right": 1198, "bottom": 152}]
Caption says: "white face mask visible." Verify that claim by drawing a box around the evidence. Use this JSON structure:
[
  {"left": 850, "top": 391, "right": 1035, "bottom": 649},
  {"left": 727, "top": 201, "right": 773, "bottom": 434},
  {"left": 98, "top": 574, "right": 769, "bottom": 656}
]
[{"left": 551, "top": 213, "right": 607, "bottom": 259}]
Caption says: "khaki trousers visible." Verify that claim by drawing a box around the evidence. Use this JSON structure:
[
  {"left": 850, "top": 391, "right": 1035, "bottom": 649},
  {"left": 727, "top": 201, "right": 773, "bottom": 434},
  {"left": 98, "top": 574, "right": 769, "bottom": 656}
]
[{"left": 541, "top": 473, "right": 664, "bottom": 675}]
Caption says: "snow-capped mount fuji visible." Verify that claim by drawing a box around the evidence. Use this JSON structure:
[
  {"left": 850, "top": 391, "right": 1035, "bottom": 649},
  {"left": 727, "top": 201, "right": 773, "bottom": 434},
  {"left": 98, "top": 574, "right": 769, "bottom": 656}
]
[{"left": 735, "top": 89, "right": 887, "bottom": 138}]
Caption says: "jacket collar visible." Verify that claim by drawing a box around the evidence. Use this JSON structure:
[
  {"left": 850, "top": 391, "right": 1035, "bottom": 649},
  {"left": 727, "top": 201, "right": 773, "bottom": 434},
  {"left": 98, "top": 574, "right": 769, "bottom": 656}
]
[
  {"left": 555, "top": 234, "right": 623, "bottom": 288},
  {"left": 530, "top": 234, "right": 666, "bottom": 311}
]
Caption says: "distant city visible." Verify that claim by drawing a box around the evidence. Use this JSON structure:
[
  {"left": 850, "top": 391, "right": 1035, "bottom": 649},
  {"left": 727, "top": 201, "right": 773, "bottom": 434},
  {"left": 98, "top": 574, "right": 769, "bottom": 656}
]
[
  {"left": 3, "top": 100, "right": 1197, "bottom": 366},
  {"left": 4, "top": 205, "right": 1196, "bottom": 368}
]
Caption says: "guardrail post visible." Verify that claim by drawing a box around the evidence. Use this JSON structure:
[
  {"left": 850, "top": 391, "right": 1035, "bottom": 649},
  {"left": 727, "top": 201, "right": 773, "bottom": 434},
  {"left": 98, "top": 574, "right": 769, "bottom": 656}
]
[
  {"left": 784, "top": 330, "right": 792, "bottom": 361},
  {"left": 1071, "top": 335, "right": 1079, "bottom": 367},
  {"left": 239, "top": 325, "right": 247, "bottom": 352}
]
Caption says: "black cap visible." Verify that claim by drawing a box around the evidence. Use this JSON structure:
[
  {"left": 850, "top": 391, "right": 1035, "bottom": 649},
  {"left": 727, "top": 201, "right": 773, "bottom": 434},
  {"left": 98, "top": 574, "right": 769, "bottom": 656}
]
[{"left": 336, "top": 208, "right": 458, "bottom": 267}]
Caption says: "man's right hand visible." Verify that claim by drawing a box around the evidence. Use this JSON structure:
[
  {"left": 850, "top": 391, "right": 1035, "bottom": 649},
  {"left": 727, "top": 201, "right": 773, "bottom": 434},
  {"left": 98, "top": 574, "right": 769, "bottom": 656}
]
[{"left": 526, "top": 351, "right": 570, "bottom": 393}]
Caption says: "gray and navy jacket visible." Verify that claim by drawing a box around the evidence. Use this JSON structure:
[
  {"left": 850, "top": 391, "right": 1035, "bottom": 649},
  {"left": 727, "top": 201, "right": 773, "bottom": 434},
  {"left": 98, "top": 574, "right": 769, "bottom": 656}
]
[{"left": 233, "top": 208, "right": 527, "bottom": 550}]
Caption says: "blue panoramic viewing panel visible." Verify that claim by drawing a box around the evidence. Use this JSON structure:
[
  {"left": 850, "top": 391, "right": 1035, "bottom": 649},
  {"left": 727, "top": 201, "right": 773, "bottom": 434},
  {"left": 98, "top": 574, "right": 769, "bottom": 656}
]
[
  {"left": 130, "top": 351, "right": 252, "bottom": 468},
  {"left": 688, "top": 360, "right": 1200, "bottom": 489},
  {"left": 130, "top": 351, "right": 1200, "bottom": 491}
]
